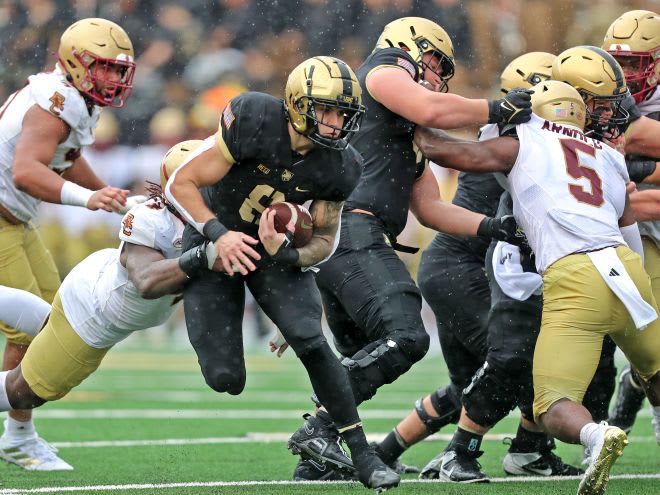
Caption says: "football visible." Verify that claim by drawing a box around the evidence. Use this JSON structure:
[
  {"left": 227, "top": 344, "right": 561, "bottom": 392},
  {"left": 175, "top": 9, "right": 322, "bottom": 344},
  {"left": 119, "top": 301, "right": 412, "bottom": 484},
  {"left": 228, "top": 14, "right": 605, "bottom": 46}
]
[{"left": 267, "top": 202, "right": 314, "bottom": 248}]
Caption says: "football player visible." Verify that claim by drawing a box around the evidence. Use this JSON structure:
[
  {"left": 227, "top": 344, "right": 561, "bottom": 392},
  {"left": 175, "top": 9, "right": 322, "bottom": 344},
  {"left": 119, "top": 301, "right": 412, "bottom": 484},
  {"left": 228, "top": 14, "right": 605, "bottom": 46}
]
[
  {"left": 286, "top": 16, "right": 533, "bottom": 481},
  {"left": 601, "top": 10, "right": 660, "bottom": 444},
  {"left": 376, "top": 51, "right": 580, "bottom": 482},
  {"left": 0, "top": 18, "right": 136, "bottom": 470},
  {"left": 0, "top": 140, "right": 213, "bottom": 470},
  {"left": 165, "top": 56, "right": 401, "bottom": 491},
  {"left": 414, "top": 79, "right": 660, "bottom": 495}
]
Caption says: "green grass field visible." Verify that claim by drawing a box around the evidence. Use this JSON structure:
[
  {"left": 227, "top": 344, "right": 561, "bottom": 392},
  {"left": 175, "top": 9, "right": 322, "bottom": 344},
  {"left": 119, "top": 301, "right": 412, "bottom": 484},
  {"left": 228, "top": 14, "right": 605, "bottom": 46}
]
[{"left": 0, "top": 339, "right": 657, "bottom": 495}]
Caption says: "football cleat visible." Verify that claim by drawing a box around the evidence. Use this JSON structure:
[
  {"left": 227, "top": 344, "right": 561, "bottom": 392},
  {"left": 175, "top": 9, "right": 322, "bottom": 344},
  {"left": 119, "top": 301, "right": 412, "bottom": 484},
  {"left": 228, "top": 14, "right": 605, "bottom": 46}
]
[
  {"left": 502, "top": 436, "right": 583, "bottom": 476},
  {"left": 607, "top": 367, "right": 646, "bottom": 434},
  {"left": 419, "top": 448, "right": 488, "bottom": 483},
  {"left": 0, "top": 436, "right": 73, "bottom": 471},
  {"left": 652, "top": 408, "right": 660, "bottom": 446},
  {"left": 288, "top": 411, "right": 354, "bottom": 474},
  {"left": 293, "top": 458, "right": 356, "bottom": 481},
  {"left": 578, "top": 425, "right": 627, "bottom": 495},
  {"left": 354, "top": 447, "right": 401, "bottom": 492},
  {"left": 370, "top": 442, "right": 420, "bottom": 474}
]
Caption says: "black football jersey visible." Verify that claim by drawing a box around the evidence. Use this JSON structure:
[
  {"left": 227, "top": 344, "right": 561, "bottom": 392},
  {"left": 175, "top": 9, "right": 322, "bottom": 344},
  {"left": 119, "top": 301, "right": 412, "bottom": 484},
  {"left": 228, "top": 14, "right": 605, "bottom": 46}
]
[
  {"left": 431, "top": 172, "right": 504, "bottom": 259},
  {"left": 200, "top": 92, "right": 363, "bottom": 237},
  {"left": 345, "top": 48, "right": 424, "bottom": 237}
]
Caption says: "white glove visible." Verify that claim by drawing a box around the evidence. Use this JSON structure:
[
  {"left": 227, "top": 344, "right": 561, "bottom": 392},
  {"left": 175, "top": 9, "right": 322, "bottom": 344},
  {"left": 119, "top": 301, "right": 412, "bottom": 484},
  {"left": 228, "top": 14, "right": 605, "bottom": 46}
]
[
  {"left": 268, "top": 329, "right": 289, "bottom": 358},
  {"left": 116, "top": 195, "right": 148, "bottom": 214}
]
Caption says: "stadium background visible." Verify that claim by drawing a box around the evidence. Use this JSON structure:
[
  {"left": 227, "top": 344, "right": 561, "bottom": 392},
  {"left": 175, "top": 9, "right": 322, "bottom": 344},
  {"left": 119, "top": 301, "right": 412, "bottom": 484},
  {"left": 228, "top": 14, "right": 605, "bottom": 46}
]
[{"left": 0, "top": 2, "right": 658, "bottom": 493}]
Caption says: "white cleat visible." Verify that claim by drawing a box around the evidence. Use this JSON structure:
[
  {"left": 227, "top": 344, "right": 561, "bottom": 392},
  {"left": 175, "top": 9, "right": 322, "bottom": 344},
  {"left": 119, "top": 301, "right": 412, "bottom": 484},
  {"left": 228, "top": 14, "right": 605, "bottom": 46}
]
[
  {"left": 0, "top": 436, "right": 73, "bottom": 471},
  {"left": 577, "top": 426, "right": 627, "bottom": 495}
]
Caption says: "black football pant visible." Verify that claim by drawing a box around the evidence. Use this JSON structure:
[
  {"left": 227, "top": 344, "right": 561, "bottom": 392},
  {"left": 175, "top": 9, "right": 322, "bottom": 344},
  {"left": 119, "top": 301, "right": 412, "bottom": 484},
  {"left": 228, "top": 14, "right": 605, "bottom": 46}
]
[
  {"left": 315, "top": 212, "right": 430, "bottom": 405},
  {"left": 182, "top": 226, "right": 361, "bottom": 429}
]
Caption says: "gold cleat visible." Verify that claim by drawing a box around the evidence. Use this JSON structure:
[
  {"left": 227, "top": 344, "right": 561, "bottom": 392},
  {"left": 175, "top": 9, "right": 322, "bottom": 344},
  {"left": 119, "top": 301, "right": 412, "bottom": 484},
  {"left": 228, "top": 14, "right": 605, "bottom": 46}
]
[{"left": 577, "top": 426, "right": 628, "bottom": 495}]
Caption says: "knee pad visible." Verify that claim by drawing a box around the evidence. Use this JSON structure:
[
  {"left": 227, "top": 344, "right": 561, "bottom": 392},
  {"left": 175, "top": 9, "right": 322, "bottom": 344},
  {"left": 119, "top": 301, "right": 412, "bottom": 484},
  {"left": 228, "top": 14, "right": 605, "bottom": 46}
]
[
  {"left": 202, "top": 366, "right": 246, "bottom": 396},
  {"left": 462, "top": 361, "right": 518, "bottom": 427},
  {"left": 343, "top": 335, "right": 425, "bottom": 405},
  {"left": 414, "top": 384, "right": 462, "bottom": 434}
]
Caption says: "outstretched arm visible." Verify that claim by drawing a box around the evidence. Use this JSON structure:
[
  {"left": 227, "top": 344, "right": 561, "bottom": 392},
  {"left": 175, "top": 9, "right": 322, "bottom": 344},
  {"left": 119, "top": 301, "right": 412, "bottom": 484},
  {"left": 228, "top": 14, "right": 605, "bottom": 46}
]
[
  {"left": 123, "top": 243, "right": 189, "bottom": 299},
  {"left": 414, "top": 127, "right": 519, "bottom": 174}
]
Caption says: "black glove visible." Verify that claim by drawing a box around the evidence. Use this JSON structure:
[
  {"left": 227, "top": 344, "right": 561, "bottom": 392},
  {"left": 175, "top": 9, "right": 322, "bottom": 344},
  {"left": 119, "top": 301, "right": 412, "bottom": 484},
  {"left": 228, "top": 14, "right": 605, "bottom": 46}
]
[
  {"left": 272, "top": 230, "right": 300, "bottom": 265},
  {"left": 489, "top": 88, "right": 533, "bottom": 126},
  {"left": 621, "top": 92, "right": 642, "bottom": 124},
  {"left": 478, "top": 215, "right": 529, "bottom": 248},
  {"left": 627, "top": 158, "right": 657, "bottom": 183}
]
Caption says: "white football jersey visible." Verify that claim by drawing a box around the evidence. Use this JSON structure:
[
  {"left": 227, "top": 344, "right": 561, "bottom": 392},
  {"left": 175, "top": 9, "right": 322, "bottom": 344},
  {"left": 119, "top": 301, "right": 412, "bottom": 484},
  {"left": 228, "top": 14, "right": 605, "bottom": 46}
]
[
  {"left": 509, "top": 114, "right": 629, "bottom": 273},
  {"left": 59, "top": 199, "right": 184, "bottom": 348},
  {"left": 635, "top": 92, "right": 660, "bottom": 247},
  {"left": 0, "top": 66, "right": 101, "bottom": 222}
]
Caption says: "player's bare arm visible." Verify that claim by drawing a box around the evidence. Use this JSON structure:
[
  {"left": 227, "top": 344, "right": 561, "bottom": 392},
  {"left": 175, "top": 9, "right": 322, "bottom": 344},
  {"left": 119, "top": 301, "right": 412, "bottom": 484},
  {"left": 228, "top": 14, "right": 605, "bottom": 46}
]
[
  {"left": 297, "top": 199, "right": 343, "bottom": 267},
  {"left": 122, "top": 243, "right": 188, "bottom": 299},
  {"left": 414, "top": 126, "right": 519, "bottom": 173},
  {"left": 12, "top": 105, "right": 128, "bottom": 211},
  {"left": 409, "top": 166, "right": 485, "bottom": 235},
  {"left": 166, "top": 142, "right": 260, "bottom": 276},
  {"left": 626, "top": 116, "right": 660, "bottom": 158},
  {"left": 629, "top": 189, "right": 660, "bottom": 221}
]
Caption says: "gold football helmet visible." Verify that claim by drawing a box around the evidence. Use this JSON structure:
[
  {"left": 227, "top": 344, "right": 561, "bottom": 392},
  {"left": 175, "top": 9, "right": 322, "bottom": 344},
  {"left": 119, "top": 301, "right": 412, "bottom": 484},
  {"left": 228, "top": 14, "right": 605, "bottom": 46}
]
[
  {"left": 500, "top": 52, "right": 556, "bottom": 94},
  {"left": 603, "top": 10, "right": 660, "bottom": 103},
  {"left": 531, "top": 80, "right": 586, "bottom": 129},
  {"left": 160, "top": 140, "right": 203, "bottom": 190},
  {"left": 58, "top": 18, "right": 136, "bottom": 108},
  {"left": 552, "top": 46, "right": 629, "bottom": 138},
  {"left": 375, "top": 17, "right": 455, "bottom": 91},
  {"left": 285, "top": 56, "right": 365, "bottom": 150}
]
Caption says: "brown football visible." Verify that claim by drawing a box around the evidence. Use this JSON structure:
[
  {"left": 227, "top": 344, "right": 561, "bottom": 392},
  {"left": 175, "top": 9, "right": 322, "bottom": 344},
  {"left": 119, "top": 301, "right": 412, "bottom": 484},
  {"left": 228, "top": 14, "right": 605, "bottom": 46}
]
[{"left": 268, "top": 202, "right": 314, "bottom": 248}]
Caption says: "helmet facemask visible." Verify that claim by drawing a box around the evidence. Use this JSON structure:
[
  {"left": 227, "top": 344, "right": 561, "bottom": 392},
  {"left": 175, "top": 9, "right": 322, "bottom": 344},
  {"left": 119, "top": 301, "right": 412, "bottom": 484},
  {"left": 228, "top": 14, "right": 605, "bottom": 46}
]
[
  {"left": 416, "top": 40, "right": 454, "bottom": 93},
  {"left": 610, "top": 51, "right": 658, "bottom": 103},
  {"left": 581, "top": 91, "right": 630, "bottom": 140},
  {"left": 295, "top": 96, "right": 365, "bottom": 150},
  {"left": 66, "top": 50, "right": 136, "bottom": 108}
]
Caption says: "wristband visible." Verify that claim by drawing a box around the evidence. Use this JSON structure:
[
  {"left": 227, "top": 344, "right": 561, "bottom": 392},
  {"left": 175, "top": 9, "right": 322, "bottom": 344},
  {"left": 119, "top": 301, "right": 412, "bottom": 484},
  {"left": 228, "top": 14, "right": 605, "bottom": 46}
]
[
  {"left": 273, "top": 247, "right": 300, "bottom": 264},
  {"left": 477, "top": 216, "right": 495, "bottom": 237},
  {"left": 178, "top": 245, "right": 207, "bottom": 278},
  {"left": 60, "top": 181, "right": 94, "bottom": 207},
  {"left": 202, "top": 218, "right": 229, "bottom": 242}
]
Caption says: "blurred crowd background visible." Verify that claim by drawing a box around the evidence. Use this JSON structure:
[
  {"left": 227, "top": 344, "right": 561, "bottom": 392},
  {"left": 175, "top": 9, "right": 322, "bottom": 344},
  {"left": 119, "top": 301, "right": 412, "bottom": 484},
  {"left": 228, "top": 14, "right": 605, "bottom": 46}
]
[{"left": 0, "top": 0, "right": 656, "bottom": 345}]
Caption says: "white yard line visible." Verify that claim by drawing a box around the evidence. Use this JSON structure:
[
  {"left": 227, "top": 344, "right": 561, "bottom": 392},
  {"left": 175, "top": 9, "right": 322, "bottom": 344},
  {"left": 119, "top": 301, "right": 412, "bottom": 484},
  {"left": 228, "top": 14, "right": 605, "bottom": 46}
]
[
  {"left": 49, "top": 432, "right": 658, "bottom": 448},
  {"left": 1, "top": 475, "right": 659, "bottom": 494}
]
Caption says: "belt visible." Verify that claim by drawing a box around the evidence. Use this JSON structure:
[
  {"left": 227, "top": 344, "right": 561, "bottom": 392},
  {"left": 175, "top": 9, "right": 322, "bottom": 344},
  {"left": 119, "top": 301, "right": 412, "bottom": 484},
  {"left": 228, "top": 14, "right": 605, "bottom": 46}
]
[
  {"left": 347, "top": 209, "right": 419, "bottom": 254},
  {"left": 0, "top": 202, "right": 22, "bottom": 225}
]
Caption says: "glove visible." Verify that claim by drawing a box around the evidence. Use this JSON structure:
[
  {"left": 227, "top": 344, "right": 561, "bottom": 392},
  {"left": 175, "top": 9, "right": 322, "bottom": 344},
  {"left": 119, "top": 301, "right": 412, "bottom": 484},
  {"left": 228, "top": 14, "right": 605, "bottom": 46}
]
[
  {"left": 268, "top": 329, "right": 289, "bottom": 357},
  {"left": 489, "top": 88, "right": 533, "bottom": 126},
  {"left": 627, "top": 159, "right": 657, "bottom": 183},
  {"left": 272, "top": 230, "right": 300, "bottom": 265},
  {"left": 116, "top": 194, "right": 148, "bottom": 214},
  {"left": 478, "top": 215, "right": 529, "bottom": 248}
]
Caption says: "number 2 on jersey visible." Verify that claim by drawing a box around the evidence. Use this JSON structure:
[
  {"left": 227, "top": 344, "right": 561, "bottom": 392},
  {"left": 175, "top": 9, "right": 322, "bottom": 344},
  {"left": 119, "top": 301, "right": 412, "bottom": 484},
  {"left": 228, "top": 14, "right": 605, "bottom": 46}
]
[{"left": 560, "top": 139, "right": 604, "bottom": 207}]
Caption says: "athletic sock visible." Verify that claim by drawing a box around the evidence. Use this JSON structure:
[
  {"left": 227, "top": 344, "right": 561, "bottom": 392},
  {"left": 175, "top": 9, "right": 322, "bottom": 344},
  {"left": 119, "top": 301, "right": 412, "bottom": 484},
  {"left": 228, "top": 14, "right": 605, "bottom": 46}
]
[
  {"left": 513, "top": 423, "right": 546, "bottom": 452},
  {"left": 579, "top": 422, "right": 603, "bottom": 456},
  {"left": 0, "top": 372, "right": 10, "bottom": 411},
  {"left": 449, "top": 426, "right": 483, "bottom": 455},
  {"left": 340, "top": 423, "right": 370, "bottom": 460},
  {"left": 377, "top": 428, "right": 408, "bottom": 464}
]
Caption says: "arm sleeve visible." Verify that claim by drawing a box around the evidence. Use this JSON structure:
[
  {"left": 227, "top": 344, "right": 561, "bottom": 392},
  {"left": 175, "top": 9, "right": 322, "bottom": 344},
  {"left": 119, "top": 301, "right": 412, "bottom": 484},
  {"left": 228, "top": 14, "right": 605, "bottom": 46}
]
[
  {"left": 621, "top": 223, "right": 644, "bottom": 262},
  {"left": 627, "top": 159, "right": 656, "bottom": 183}
]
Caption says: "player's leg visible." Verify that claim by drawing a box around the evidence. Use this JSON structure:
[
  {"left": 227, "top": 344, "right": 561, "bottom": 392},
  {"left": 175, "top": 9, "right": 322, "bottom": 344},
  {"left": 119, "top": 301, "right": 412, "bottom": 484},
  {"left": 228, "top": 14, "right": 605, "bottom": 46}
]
[
  {"left": 0, "top": 292, "right": 110, "bottom": 470},
  {"left": 249, "top": 263, "right": 400, "bottom": 490},
  {"left": 391, "top": 247, "right": 487, "bottom": 478},
  {"left": 533, "top": 253, "right": 629, "bottom": 495},
  {"left": 0, "top": 221, "right": 64, "bottom": 470}
]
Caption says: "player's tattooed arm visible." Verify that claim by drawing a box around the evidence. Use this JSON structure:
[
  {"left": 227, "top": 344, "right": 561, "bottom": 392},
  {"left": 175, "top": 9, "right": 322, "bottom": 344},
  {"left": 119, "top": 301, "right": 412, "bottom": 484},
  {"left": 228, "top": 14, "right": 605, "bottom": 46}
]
[{"left": 295, "top": 199, "right": 343, "bottom": 267}]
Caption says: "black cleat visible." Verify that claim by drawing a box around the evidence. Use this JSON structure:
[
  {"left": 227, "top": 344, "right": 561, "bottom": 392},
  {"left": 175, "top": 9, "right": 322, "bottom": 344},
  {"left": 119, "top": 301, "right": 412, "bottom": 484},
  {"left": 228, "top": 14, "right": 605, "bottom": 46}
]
[
  {"left": 608, "top": 367, "right": 646, "bottom": 434},
  {"left": 502, "top": 437, "right": 583, "bottom": 476},
  {"left": 293, "top": 458, "right": 356, "bottom": 481},
  {"left": 354, "top": 448, "right": 401, "bottom": 492},
  {"left": 288, "top": 411, "right": 354, "bottom": 474},
  {"left": 420, "top": 448, "right": 488, "bottom": 483}
]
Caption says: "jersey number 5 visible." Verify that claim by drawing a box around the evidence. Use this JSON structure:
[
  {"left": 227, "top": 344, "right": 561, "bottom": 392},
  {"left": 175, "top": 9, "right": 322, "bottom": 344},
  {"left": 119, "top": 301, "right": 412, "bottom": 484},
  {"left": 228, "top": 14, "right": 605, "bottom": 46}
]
[
  {"left": 239, "top": 184, "right": 285, "bottom": 224},
  {"left": 560, "top": 139, "right": 604, "bottom": 207}
]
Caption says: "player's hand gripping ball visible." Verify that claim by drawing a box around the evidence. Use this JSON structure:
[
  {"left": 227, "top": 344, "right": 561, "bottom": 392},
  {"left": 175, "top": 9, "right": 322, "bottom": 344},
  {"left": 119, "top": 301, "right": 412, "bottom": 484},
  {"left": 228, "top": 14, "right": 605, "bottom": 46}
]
[{"left": 268, "top": 202, "right": 313, "bottom": 248}]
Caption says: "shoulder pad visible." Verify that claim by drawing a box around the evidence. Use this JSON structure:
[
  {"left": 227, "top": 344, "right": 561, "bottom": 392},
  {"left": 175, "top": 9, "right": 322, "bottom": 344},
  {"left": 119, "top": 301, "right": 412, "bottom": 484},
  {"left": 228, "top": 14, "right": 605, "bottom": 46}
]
[
  {"left": 370, "top": 48, "right": 420, "bottom": 80},
  {"left": 118, "top": 199, "right": 167, "bottom": 248},
  {"left": 29, "top": 72, "right": 88, "bottom": 129}
]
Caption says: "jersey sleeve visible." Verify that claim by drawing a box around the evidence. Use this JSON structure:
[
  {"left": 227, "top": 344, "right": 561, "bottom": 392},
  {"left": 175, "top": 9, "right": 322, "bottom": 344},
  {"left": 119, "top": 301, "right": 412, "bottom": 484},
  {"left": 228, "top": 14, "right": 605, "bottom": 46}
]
[
  {"left": 118, "top": 201, "right": 163, "bottom": 249},
  {"left": 366, "top": 48, "right": 421, "bottom": 81},
  {"left": 215, "top": 92, "right": 271, "bottom": 165}
]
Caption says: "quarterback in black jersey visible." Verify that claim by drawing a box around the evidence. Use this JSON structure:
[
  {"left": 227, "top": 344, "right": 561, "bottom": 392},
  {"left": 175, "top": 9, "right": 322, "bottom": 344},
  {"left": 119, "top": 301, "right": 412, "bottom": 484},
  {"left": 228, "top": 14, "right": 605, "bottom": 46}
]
[
  {"left": 165, "top": 56, "right": 400, "bottom": 491},
  {"left": 289, "top": 17, "right": 533, "bottom": 480}
]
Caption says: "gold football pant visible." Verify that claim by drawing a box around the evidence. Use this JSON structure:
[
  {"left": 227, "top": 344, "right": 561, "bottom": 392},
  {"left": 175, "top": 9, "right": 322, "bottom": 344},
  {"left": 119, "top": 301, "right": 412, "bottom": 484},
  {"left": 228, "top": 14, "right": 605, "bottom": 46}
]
[
  {"left": 533, "top": 246, "right": 660, "bottom": 422},
  {"left": 21, "top": 293, "right": 110, "bottom": 401},
  {"left": 0, "top": 218, "right": 60, "bottom": 344}
]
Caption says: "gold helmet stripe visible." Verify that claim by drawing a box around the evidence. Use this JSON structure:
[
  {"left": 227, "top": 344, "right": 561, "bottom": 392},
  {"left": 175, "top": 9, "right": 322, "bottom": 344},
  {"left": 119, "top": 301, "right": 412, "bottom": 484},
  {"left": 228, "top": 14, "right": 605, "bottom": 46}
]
[{"left": 581, "top": 46, "right": 626, "bottom": 93}]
